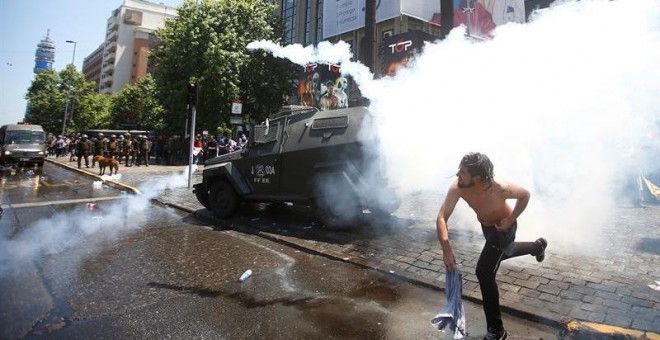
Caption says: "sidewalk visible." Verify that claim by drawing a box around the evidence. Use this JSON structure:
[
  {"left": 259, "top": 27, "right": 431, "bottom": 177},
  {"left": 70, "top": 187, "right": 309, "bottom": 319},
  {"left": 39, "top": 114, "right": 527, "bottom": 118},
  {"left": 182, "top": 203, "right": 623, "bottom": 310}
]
[{"left": 47, "top": 157, "right": 660, "bottom": 338}]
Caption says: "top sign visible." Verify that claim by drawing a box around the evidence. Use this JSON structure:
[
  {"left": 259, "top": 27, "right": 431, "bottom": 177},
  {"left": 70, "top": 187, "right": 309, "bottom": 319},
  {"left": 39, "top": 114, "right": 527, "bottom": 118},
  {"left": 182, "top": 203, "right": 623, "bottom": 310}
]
[{"left": 231, "top": 100, "right": 243, "bottom": 115}]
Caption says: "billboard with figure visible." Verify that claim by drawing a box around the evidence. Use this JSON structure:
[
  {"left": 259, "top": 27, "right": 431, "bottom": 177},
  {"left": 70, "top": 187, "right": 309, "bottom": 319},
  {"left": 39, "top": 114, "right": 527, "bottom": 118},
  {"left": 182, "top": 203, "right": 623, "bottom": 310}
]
[
  {"left": 297, "top": 63, "right": 350, "bottom": 111},
  {"left": 429, "top": 0, "right": 526, "bottom": 37},
  {"left": 381, "top": 30, "right": 438, "bottom": 77}
]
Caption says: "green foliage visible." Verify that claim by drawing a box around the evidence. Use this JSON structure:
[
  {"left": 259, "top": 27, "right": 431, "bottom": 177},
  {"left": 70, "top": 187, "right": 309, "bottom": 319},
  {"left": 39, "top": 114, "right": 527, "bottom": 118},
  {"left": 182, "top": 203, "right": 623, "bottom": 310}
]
[
  {"left": 151, "top": 0, "right": 297, "bottom": 134},
  {"left": 25, "top": 65, "right": 110, "bottom": 135},
  {"left": 110, "top": 75, "right": 164, "bottom": 130}
]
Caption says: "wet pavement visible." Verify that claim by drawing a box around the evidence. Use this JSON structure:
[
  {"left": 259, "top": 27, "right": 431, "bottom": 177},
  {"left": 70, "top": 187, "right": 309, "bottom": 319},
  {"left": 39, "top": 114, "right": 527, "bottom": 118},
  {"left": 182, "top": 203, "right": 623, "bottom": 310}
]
[
  {"left": 0, "top": 161, "right": 562, "bottom": 340},
  {"left": 43, "top": 157, "right": 660, "bottom": 338}
]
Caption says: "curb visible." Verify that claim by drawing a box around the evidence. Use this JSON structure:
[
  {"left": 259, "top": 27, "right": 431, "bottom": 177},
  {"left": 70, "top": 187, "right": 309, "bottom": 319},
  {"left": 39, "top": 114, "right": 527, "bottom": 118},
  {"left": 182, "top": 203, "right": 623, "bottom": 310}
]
[
  {"left": 565, "top": 321, "right": 660, "bottom": 339},
  {"left": 44, "top": 158, "right": 142, "bottom": 195}
]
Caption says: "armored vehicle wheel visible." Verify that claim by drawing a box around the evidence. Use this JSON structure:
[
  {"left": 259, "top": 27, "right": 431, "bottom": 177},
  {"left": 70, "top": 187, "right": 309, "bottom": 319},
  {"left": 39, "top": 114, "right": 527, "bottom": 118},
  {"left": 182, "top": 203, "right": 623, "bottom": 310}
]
[
  {"left": 314, "top": 190, "right": 361, "bottom": 230},
  {"left": 209, "top": 180, "right": 241, "bottom": 218},
  {"left": 313, "top": 172, "right": 363, "bottom": 230},
  {"left": 194, "top": 185, "right": 211, "bottom": 210}
]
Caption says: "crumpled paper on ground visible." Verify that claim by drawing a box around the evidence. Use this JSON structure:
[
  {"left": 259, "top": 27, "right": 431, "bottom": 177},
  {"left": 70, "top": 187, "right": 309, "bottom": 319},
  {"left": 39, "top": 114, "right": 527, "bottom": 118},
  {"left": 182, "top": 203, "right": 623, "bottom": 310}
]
[{"left": 431, "top": 268, "right": 466, "bottom": 339}]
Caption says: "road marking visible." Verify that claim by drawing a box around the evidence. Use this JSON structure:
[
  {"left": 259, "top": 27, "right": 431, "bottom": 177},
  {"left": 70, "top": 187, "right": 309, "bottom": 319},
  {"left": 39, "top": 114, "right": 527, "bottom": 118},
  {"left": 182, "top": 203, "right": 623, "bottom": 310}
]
[{"left": 1, "top": 196, "right": 128, "bottom": 209}]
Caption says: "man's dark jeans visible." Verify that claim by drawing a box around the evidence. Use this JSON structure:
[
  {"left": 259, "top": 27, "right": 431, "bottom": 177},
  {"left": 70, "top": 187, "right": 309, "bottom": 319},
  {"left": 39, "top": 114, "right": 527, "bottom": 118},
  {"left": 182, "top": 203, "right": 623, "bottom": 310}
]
[{"left": 476, "top": 221, "right": 540, "bottom": 332}]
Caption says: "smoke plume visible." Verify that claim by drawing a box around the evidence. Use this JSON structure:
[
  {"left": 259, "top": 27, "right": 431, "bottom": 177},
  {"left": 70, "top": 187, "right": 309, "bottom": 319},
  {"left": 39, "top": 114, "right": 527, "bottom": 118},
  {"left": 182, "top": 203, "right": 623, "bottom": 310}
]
[{"left": 249, "top": 0, "right": 660, "bottom": 255}]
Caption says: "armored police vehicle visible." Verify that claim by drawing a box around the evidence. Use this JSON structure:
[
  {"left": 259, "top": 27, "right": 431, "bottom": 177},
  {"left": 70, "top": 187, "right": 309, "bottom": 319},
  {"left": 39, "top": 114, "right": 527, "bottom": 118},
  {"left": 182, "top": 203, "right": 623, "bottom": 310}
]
[{"left": 193, "top": 106, "right": 400, "bottom": 229}]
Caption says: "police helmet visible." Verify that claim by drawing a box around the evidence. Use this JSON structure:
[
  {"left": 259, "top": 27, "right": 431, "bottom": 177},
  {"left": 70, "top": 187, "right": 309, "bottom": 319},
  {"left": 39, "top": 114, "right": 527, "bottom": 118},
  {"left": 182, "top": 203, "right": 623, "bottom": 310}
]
[
  {"left": 110, "top": 134, "right": 117, "bottom": 138},
  {"left": 82, "top": 134, "right": 88, "bottom": 138},
  {"left": 118, "top": 134, "right": 124, "bottom": 139},
  {"left": 125, "top": 133, "right": 131, "bottom": 137},
  {"left": 98, "top": 133, "right": 104, "bottom": 137}
]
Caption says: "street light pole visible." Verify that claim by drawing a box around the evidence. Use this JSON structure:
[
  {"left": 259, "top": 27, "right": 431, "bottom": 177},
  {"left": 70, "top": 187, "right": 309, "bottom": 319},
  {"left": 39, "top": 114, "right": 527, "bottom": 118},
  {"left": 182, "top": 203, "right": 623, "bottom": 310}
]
[
  {"left": 62, "top": 40, "right": 77, "bottom": 135},
  {"left": 66, "top": 40, "right": 77, "bottom": 66}
]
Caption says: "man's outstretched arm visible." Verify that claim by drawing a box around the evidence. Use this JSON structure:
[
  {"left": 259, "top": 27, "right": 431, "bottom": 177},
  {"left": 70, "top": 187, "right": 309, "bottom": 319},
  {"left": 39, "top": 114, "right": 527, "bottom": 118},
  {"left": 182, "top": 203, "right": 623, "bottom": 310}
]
[{"left": 437, "top": 181, "right": 461, "bottom": 271}]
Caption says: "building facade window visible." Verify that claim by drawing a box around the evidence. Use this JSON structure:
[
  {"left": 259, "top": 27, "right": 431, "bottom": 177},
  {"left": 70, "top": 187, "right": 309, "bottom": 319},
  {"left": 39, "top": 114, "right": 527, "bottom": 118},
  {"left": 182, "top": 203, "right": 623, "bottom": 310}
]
[
  {"left": 315, "top": 0, "right": 323, "bottom": 43},
  {"left": 304, "top": 0, "right": 312, "bottom": 44},
  {"left": 282, "top": 0, "right": 296, "bottom": 44}
]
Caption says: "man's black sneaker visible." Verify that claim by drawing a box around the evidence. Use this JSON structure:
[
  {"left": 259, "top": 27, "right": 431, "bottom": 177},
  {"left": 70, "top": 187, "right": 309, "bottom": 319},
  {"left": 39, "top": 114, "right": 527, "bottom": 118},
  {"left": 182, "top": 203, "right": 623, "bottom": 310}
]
[
  {"left": 536, "top": 238, "right": 548, "bottom": 262},
  {"left": 483, "top": 329, "right": 508, "bottom": 340}
]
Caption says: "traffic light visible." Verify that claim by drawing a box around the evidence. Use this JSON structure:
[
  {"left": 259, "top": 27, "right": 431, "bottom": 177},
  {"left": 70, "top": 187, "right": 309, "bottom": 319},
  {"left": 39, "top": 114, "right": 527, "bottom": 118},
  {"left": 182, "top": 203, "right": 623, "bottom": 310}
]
[{"left": 187, "top": 83, "right": 197, "bottom": 105}]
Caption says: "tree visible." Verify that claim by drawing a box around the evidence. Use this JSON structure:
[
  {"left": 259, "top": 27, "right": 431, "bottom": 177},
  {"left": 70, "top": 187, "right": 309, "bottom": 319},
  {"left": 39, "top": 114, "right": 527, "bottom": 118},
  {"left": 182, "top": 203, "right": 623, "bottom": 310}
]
[
  {"left": 151, "top": 0, "right": 297, "bottom": 134},
  {"left": 110, "top": 75, "right": 165, "bottom": 130},
  {"left": 25, "top": 65, "right": 111, "bottom": 135},
  {"left": 25, "top": 69, "right": 66, "bottom": 134},
  {"left": 239, "top": 15, "right": 298, "bottom": 124}
]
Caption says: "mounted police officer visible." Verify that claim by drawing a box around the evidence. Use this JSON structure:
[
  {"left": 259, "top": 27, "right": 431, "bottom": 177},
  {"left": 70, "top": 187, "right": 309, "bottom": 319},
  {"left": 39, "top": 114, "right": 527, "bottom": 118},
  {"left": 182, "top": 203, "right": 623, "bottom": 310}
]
[{"left": 76, "top": 134, "right": 92, "bottom": 168}]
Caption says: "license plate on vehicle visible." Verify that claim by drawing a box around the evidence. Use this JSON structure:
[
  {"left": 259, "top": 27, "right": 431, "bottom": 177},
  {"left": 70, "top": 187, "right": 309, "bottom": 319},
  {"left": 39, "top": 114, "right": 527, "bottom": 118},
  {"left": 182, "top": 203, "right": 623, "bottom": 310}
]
[{"left": 20, "top": 158, "right": 29, "bottom": 161}]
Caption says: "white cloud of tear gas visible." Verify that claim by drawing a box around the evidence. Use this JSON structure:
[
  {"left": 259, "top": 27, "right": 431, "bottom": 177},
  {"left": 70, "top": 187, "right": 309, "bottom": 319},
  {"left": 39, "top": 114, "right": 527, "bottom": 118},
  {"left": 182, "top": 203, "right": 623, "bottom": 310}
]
[
  {"left": 250, "top": 0, "right": 660, "bottom": 256},
  {"left": 0, "top": 167, "right": 193, "bottom": 277},
  {"left": 247, "top": 40, "right": 354, "bottom": 66}
]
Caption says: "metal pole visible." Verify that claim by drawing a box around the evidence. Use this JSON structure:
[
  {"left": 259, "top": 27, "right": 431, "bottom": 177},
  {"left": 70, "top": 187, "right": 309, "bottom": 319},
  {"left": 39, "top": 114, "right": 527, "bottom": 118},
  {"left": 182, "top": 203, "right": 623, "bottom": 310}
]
[
  {"left": 61, "top": 100, "right": 68, "bottom": 135},
  {"left": 62, "top": 40, "right": 76, "bottom": 135},
  {"left": 66, "top": 40, "right": 77, "bottom": 66},
  {"left": 187, "top": 102, "right": 196, "bottom": 188},
  {"left": 363, "top": 0, "right": 376, "bottom": 71},
  {"left": 464, "top": 0, "right": 474, "bottom": 37}
]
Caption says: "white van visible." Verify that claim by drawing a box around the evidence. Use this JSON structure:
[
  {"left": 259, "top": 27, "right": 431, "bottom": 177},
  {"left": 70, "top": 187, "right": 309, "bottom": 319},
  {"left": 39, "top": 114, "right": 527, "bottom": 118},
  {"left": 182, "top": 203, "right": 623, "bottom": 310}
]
[{"left": 0, "top": 124, "right": 47, "bottom": 166}]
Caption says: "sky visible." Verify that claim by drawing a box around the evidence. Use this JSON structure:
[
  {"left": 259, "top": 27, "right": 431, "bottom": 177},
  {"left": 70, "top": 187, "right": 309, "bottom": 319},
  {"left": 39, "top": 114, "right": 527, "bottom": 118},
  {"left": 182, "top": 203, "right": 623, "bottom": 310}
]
[{"left": 0, "top": 0, "right": 184, "bottom": 126}]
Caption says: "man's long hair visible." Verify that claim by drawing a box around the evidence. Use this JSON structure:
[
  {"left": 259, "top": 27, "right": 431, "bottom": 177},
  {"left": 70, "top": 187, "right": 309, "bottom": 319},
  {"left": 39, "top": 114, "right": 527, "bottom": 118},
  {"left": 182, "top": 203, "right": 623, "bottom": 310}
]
[{"left": 460, "top": 152, "right": 494, "bottom": 186}]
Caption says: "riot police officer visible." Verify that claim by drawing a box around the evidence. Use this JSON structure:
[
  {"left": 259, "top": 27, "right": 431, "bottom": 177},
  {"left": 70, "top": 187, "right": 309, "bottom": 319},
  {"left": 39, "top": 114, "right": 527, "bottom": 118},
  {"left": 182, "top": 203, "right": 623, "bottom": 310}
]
[
  {"left": 117, "top": 134, "right": 125, "bottom": 162},
  {"left": 107, "top": 134, "right": 119, "bottom": 159},
  {"left": 91, "top": 133, "right": 107, "bottom": 168},
  {"left": 76, "top": 134, "right": 92, "bottom": 168},
  {"left": 122, "top": 133, "right": 134, "bottom": 167},
  {"left": 136, "top": 135, "right": 151, "bottom": 166}
]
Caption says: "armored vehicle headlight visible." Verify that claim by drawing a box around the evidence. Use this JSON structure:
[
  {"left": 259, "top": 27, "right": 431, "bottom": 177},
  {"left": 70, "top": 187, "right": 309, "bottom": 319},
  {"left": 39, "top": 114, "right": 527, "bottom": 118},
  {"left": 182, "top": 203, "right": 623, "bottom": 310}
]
[
  {"left": 3, "top": 151, "right": 10, "bottom": 155},
  {"left": 38, "top": 151, "right": 44, "bottom": 155}
]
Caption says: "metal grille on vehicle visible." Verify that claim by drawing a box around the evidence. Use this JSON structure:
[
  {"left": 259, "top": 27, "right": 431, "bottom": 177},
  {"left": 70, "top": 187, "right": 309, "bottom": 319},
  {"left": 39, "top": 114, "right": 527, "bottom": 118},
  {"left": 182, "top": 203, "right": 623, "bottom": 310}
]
[{"left": 311, "top": 116, "right": 349, "bottom": 130}]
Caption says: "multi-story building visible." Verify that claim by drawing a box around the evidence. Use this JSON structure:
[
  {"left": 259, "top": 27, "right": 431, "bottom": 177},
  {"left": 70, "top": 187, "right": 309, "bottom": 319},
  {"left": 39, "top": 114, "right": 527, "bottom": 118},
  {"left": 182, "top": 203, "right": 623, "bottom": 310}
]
[
  {"left": 82, "top": 44, "right": 104, "bottom": 91},
  {"left": 83, "top": 0, "right": 177, "bottom": 94}
]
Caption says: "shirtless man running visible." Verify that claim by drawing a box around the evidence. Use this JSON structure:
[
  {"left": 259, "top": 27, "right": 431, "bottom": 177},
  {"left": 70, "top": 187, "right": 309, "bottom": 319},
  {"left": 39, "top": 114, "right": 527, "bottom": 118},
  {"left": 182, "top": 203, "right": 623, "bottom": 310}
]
[{"left": 436, "top": 152, "right": 547, "bottom": 340}]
